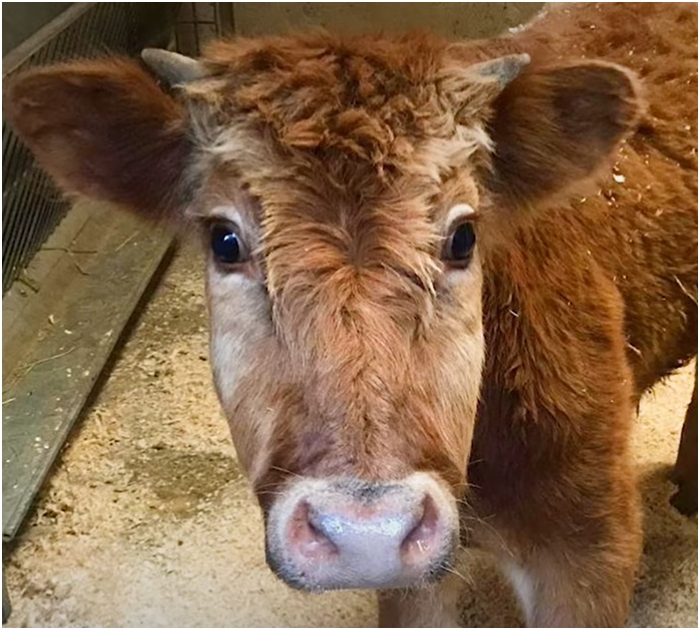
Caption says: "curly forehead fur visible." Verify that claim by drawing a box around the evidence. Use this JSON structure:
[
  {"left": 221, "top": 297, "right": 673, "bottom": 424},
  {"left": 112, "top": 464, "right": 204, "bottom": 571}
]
[{"left": 192, "top": 32, "right": 497, "bottom": 172}]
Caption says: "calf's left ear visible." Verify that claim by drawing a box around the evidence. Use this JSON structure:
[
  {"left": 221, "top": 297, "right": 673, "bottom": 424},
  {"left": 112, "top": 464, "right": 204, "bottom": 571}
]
[
  {"left": 482, "top": 60, "right": 644, "bottom": 208},
  {"left": 4, "top": 57, "right": 193, "bottom": 220}
]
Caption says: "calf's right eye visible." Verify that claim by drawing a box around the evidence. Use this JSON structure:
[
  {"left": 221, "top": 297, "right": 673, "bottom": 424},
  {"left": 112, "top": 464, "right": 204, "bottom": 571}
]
[{"left": 210, "top": 224, "right": 247, "bottom": 267}]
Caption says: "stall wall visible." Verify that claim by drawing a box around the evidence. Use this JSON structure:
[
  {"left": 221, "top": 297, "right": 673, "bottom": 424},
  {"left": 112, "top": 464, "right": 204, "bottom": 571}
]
[{"left": 231, "top": 2, "right": 544, "bottom": 38}]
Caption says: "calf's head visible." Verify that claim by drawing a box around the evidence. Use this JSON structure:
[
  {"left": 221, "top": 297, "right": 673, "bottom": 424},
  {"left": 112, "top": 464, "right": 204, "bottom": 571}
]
[{"left": 5, "top": 33, "right": 642, "bottom": 591}]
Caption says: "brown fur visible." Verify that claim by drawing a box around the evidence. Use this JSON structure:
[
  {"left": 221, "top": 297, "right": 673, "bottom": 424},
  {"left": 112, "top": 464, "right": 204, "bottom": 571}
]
[{"left": 4, "top": 3, "right": 697, "bottom": 626}]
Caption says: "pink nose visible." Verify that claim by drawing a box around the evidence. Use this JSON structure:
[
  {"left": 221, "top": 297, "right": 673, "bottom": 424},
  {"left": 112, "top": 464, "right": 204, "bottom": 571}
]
[{"left": 266, "top": 474, "right": 458, "bottom": 590}]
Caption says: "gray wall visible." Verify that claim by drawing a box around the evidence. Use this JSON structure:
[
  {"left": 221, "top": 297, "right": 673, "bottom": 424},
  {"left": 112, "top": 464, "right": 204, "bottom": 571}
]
[
  {"left": 231, "top": 3, "right": 543, "bottom": 39},
  {"left": 2, "top": 3, "right": 73, "bottom": 56}
]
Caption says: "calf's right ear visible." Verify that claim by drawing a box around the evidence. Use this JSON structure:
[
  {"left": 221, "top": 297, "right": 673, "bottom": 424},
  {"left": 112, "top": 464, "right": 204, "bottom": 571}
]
[{"left": 4, "top": 57, "right": 192, "bottom": 220}]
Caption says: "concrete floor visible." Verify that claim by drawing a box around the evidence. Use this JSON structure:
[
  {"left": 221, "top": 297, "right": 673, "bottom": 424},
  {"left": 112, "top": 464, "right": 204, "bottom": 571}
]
[{"left": 3, "top": 244, "right": 697, "bottom": 628}]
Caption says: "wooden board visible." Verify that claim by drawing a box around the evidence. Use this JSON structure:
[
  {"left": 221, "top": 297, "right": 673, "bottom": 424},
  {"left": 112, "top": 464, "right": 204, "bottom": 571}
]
[{"left": 2, "top": 201, "right": 174, "bottom": 540}]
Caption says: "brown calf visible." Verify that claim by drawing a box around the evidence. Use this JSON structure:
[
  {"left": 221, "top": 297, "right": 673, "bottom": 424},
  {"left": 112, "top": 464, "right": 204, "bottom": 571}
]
[{"left": 5, "top": 2, "right": 697, "bottom": 626}]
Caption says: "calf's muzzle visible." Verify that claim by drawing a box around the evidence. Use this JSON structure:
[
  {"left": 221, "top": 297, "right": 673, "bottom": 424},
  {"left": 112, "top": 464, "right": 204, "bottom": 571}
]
[{"left": 265, "top": 473, "right": 459, "bottom": 591}]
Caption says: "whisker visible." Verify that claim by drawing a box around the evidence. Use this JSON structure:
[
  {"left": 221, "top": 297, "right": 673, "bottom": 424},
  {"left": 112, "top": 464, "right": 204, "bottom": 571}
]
[
  {"left": 442, "top": 563, "right": 473, "bottom": 586},
  {"left": 269, "top": 465, "right": 303, "bottom": 479}
]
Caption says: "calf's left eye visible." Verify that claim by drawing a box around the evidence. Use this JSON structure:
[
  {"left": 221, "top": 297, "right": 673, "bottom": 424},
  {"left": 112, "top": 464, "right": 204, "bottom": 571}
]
[{"left": 443, "top": 222, "right": 476, "bottom": 267}]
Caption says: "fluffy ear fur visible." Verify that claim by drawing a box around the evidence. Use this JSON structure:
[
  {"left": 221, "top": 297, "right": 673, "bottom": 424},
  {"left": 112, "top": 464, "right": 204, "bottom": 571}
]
[
  {"left": 482, "top": 60, "right": 644, "bottom": 208},
  {"left": 4, "top": 57, "right": 193, "bottom": 219}
]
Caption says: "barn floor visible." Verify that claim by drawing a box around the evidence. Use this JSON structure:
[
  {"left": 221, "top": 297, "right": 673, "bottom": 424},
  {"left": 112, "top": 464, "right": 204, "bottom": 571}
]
[{"left": 3, "top": 243, "right": 697, "bottom": 628}]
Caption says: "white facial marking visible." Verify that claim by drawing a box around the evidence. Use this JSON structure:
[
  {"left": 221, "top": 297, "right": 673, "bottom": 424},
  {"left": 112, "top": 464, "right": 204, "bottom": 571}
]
[
  {"left": 205, "top": 202, "right": 267, "bottom": 405},
  {"left": 446, "top": 203, "right": 477, "bottom": 227},
  {"left": 206, "top": 219, "right": 273, "bottom": 478},
  {"left": 503, "top": 560, "right": 536, "bottom": 624},
  {"left": 208, "top": 204, "right": 242, "bottom": 229}
]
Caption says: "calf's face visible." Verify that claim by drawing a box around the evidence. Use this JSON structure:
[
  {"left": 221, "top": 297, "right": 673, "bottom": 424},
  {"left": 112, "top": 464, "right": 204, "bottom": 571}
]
[
  {"left": 6, "top": 33, "right": 642, "bottom": 591},
  {"left": 203, "top": 154, "right": 485, "bottom": 589}
]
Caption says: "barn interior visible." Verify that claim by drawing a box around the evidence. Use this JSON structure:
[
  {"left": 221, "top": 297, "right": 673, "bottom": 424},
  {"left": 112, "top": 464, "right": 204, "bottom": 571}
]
[{"left": 2, "top": 3, "right": 697, "bottom": 627}]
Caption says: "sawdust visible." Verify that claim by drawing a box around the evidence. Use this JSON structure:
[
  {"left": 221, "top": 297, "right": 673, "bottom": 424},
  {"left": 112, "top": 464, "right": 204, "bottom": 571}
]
[{"left": 2, "top": 243, "right": 697, "bottom": 628}]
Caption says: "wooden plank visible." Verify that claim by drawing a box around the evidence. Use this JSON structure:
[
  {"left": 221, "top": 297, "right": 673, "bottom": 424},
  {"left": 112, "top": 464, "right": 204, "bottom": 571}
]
[
  {"left": 2, "top": 202, "right": 94, "bottom": 384},
  {"left": 2, "top": 201, "right": 174, "bottom": 540}
]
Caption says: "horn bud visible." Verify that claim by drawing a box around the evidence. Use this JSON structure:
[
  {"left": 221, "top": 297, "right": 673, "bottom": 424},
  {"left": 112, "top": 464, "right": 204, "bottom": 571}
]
[{"left": 141, "top": 48, "right": 206, "bottom": 86}]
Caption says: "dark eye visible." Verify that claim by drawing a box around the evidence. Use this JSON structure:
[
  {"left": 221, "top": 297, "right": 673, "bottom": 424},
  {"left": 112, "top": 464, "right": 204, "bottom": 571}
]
[
  {"left": 443, "top": 222, "right": 476, "bottom": 267},
  {"left": 210, "top": 224, "right": 246, "bottom": 266}
]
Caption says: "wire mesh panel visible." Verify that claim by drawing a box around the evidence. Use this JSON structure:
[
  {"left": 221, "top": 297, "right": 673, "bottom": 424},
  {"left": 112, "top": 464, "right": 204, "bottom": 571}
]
[
  {"left": 175, "top": 3, "right": 234, "bottom": 56},
  {"left": 2, "top": 2, "right": 180, "bottom": 294}
]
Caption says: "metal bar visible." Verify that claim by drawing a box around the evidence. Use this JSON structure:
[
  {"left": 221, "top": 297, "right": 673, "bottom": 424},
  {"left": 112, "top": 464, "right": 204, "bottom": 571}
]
[
  {"left": 216, "top": 2, "right": 236, "bottom": 37},
  {"left": 2, "top": 3, "right": 95, "bottom": 76}
]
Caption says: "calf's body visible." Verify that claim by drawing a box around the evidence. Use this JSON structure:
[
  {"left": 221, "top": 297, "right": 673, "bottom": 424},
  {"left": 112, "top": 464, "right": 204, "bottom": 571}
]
[{"left": 5, "top": 2, "right": 697, "bottom": 627}]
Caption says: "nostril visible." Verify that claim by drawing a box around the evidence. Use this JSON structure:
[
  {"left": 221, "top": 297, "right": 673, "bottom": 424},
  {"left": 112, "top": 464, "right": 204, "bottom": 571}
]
[
  {"left": 400, "top": 494, "right": 441, "bottom": 565},
  {"left": 288, "top": 500, "right": 337, "bottom": 561}
]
